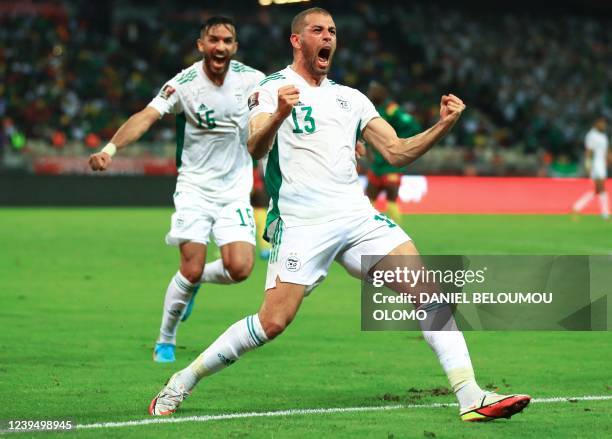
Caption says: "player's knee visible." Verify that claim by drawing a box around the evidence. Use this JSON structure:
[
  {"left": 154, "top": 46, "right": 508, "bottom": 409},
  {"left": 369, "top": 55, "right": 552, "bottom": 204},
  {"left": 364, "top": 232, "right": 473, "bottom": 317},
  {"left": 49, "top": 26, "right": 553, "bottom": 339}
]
[
  {"left": 226, "top": 259, "right": 253, "bottom": 282},
  {"left": 180, "top": 263, "right": 204, "bottom": 284}
]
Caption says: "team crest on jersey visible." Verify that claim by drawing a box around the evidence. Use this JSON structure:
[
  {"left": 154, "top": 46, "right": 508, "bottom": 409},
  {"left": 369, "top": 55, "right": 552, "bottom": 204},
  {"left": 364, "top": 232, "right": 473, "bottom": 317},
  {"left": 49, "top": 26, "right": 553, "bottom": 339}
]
[
  {"left": 336, "top": 96, "right": 351, "bottom": 111},
  {"left": 159, "top": 84, "right": 176, "bottom": 100},
  {"left": 248, "top": 92, "right": 259, "bottom": 110},
  {"left": 285, "top": 253, "right": 301, "bottom": 272}
]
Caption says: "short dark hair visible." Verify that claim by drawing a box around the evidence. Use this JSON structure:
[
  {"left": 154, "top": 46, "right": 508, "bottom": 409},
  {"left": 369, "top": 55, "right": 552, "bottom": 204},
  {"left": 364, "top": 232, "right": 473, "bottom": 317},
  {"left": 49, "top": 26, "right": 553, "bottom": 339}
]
[
  {"left": 291, "top": 7, "right": 332, "bottom": 34},
  {"left": 201, "top": 16, "right": 236, "bottom": 37}
]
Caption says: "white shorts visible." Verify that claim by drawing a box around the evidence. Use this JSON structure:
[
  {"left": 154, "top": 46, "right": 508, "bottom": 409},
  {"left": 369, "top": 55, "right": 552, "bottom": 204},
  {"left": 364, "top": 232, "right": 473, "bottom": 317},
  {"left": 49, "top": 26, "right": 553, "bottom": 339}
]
[
  {"left": 265, "top": 209, "right": 411, "bottom": 294},
  {"left": 590, "top": 162, "right": 607, "bottom": 180},
  {"left": 166, "top": 191, "right": 256, "bottom": 247}
]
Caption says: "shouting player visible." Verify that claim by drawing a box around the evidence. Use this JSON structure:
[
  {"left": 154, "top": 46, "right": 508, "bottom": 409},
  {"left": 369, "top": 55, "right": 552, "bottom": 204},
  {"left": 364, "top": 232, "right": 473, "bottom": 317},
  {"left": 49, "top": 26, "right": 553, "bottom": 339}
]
[
  {"left": 149, "top": 8, "right": 530, "bottom": 421},
  {"left": 572, "top": 117, "right": 609, "bottom": 220},
  {"left": 89, "top": 17, "right": 264, "bottom": 362},
  {"left": 365, "top": 81, "right": 421, "bottom": 225}
]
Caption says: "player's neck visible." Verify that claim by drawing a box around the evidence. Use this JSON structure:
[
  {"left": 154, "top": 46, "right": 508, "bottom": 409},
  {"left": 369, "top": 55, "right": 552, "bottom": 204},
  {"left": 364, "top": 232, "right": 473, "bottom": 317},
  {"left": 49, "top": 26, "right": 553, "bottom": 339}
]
[
  {"left": 202, "top": 63, "right": 227, "bottom": 86},
  {"left": 290, "top": 61, "right": 325, "bottom": 87}
]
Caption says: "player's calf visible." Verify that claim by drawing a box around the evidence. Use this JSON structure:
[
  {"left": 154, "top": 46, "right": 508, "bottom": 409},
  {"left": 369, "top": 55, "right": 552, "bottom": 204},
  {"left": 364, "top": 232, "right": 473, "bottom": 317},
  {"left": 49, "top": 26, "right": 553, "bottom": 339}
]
[
  {"left": 257, "top": 283, "right": 304, "bottom": 339},
  {"left": 155, "top": 271, "right": 199, "bottom": 361}
]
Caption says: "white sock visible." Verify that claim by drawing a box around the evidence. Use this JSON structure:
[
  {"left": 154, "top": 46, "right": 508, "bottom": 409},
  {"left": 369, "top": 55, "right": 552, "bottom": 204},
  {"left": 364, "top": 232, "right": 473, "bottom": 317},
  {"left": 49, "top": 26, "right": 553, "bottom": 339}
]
[
  {"left": 598, "top": 192, "right": 609, "bottom": 219},
  {"left": 573, "top": 191, "right": 594, "bottom": 212},
  {"left": 422, "top": 331, "right": 484, "bottom": 409},
  {"left": 201, "top": 259, "right": 235, "bottom": 284},
  {"left": 157, "top": 271, "right": 198, "bottom": 344},
  {"left": 180, "top": 314, "right": 267, "bottom": 389}
]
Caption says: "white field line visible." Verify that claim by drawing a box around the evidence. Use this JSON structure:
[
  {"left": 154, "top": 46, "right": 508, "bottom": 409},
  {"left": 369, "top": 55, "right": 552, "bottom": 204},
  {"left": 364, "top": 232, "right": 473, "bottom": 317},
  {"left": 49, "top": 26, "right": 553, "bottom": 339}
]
[{"left": 69, "top": 395, "right": 612, "bottom": 431}]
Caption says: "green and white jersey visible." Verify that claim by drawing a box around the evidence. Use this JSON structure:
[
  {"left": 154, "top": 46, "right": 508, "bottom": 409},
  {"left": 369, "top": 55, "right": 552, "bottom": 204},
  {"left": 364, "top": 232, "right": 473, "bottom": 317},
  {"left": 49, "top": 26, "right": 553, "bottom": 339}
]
[
  {"left": 249, "top": 66, "right": 380, "bottom": 228},
  {"left": 149, "top": 60, "right": 264, "bottom": 202}
]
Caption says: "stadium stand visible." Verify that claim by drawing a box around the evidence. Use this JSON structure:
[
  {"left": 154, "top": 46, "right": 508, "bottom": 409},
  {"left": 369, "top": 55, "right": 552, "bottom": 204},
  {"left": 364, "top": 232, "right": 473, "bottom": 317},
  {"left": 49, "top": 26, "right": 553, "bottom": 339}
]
[{"left": 1, "top": 0, "right": 610, "bottom": 176}]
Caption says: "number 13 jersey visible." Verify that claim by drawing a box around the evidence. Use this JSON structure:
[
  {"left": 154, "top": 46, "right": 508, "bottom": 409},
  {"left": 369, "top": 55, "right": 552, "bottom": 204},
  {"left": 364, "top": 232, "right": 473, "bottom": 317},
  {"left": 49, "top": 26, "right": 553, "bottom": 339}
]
[{"left": 249, "top": 66, "right": 380, "bottom": 228}]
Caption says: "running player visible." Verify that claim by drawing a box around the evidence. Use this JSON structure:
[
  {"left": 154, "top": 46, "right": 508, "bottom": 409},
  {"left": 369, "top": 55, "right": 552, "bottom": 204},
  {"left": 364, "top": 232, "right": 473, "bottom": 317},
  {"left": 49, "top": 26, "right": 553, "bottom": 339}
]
[
  {"left": 572, "top": 117, "right": 609, "bottom": 220},
  {"left": 365, "top": 81, "right": 421, "bottom": 225},
  {"left": 149, "top": 8, "right": 530, "bottom": 421},
  {"left": 89, "top": 17, "right": 264, "bottom": 362}
]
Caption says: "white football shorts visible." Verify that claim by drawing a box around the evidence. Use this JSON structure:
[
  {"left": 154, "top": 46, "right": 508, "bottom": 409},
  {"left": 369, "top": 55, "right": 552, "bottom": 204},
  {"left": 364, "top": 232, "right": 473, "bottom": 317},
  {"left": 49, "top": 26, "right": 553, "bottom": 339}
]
[
  {"left": 166, "top": 191, "right": 256, "bottom": 247},
  {"left": 590, "top": 161, "right": 607, "bottom": 180},
  {"left": 265, "top": 208, "right": 411, "bottom": 294}
]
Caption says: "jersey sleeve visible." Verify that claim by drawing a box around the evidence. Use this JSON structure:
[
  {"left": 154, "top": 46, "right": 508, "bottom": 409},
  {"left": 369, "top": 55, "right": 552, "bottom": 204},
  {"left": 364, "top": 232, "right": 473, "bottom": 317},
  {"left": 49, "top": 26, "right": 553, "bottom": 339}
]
[
  {"left": 354, "top": 90, "right": 381, "bottom": 133},
  {"left": 148, "top": 77, "right": 182, "bottom": 117},
  {"left": 248, "top": 82, "right": 277, "bottom": 120}
]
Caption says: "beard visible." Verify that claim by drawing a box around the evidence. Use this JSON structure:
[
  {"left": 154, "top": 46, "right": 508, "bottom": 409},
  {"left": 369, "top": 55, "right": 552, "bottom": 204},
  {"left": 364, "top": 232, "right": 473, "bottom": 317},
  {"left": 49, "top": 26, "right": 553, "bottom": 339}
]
[
  {"left": 302, "top": 42, "right": 334, "bottom": 76},
  {"left": 310, "top": 52, "right": 334, "bottom": 75},
  {"left": 204, "top": 54, "right": 231, "bottom": 77}
]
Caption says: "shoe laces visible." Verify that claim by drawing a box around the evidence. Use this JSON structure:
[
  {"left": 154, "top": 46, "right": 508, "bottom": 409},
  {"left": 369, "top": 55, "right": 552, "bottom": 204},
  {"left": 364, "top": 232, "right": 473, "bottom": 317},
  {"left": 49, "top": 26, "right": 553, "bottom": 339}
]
[{"left": 159, "top": 382, "right": 190, "bottom": 407}]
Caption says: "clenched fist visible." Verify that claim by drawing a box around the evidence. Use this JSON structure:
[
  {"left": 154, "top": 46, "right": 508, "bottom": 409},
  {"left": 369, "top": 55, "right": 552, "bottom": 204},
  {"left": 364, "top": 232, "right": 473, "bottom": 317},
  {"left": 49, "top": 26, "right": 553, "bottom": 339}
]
[
  {"left": 89, "top": 152, "right": 112, "bottom": 171},
  {"left": 276, "top": 85, "right": 300, "bottom": 119},
  {"left": 439, "top": 94, "right": 466, "bottom": 125}
]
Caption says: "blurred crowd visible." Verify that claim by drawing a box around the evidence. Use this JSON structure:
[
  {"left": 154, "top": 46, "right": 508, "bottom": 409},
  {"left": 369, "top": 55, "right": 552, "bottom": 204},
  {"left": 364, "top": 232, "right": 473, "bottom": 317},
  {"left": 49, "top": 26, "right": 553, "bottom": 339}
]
[{"left": 1, "top": 0, "right": 610, "bottom": 175}]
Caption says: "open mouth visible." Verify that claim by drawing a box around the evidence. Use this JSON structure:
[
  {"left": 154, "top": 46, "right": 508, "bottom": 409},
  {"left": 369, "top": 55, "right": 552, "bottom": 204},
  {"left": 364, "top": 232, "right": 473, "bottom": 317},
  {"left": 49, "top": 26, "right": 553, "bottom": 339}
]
[
  {"left": 317, "top": 47, "right": 331, "bottom": 67},
  {"left": 210, "top": 53, "right": 228, "bottom": 69}
]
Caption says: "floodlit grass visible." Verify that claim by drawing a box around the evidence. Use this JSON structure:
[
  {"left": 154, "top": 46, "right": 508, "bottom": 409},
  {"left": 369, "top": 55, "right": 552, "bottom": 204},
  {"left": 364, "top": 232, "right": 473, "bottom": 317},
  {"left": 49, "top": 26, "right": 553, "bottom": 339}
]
[{"left": 1, "top": 209, "right": 610, "bottom": 437}]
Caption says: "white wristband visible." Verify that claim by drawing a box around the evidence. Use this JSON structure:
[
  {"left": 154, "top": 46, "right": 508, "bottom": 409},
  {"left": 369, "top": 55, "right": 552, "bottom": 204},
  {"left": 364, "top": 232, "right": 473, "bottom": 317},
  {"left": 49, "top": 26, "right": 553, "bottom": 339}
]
[{"left": 101, "top": 143, "right": 117, "bottom": 157}]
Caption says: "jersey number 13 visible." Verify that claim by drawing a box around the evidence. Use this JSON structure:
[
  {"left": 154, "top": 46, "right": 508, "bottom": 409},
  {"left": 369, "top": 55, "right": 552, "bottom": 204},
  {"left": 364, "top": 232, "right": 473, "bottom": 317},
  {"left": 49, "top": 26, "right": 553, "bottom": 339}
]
[{"left": 291, "top": 106, "right": 316, "bottom": 134}]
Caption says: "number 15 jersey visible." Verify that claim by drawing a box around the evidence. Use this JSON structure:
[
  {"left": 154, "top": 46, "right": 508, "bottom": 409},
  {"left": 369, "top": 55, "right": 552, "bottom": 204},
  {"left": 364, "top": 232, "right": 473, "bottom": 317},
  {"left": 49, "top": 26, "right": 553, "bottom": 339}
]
[{"left": 249, "top": 66, "right": 380, "bottom": 229}]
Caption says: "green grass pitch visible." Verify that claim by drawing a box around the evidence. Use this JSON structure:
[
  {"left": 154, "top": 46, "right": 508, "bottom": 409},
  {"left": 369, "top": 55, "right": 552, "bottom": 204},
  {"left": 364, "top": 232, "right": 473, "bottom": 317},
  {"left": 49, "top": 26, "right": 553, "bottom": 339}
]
[{"left": 1, "top": 209, "right": 611, "bottom": 438}]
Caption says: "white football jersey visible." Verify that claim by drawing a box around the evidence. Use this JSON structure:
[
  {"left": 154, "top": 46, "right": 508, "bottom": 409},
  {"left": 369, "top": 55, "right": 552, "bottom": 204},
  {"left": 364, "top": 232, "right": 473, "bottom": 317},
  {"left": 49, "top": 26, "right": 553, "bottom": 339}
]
[
  {"left": 149, "top": 60, "right": 264, "bottom": 202},
  {"left": 585, "top": 128, "right": 609, "bottom": 167},
  {"left": 249, "top": 66, "right": 380, "bottom": 228}
]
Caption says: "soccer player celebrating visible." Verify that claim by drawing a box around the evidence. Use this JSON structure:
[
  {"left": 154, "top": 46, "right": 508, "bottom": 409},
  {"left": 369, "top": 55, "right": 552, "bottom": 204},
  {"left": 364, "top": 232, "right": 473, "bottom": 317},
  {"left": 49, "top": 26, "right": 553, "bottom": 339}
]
[
  {"left": 149, "top": 8, "right": 530, "bottom": 421},
  {"left": 89, "top": 17, "right": 264, "bottom": 362},
  {"left": 572, "top": 117, "right": 609, "bottom": 220},
  {"left": 365, "top": 81, "right": 421, "bottom": 225}
]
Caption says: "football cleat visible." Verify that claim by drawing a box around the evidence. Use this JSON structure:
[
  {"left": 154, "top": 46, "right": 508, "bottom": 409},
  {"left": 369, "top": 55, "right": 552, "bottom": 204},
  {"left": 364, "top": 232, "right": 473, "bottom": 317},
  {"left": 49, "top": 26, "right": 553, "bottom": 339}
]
[
  {"left": 149, "top": 372, "right": 191, "bottom": 416},
  {"left": 180, "top": 285, "right": 200, "bottom": 322},
  {"left": 153, "top": 343, "right": 176, "bottom": 363},
  {"left": 460, "top": 393, "right": 531, "bottom": 422}
]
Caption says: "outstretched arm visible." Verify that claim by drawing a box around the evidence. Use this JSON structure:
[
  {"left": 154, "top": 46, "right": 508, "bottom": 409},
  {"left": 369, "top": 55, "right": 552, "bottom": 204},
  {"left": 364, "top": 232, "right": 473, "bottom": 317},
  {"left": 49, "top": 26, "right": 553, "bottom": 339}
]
[
  {"left": 362, "top": 94, "right": 465, "bottom": 167},
  {"left": 89, "top": 106, "right": 161, "bottom": 171},
  {"left": 248, "top": 85, "right": 299, "bottom": 160}
]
